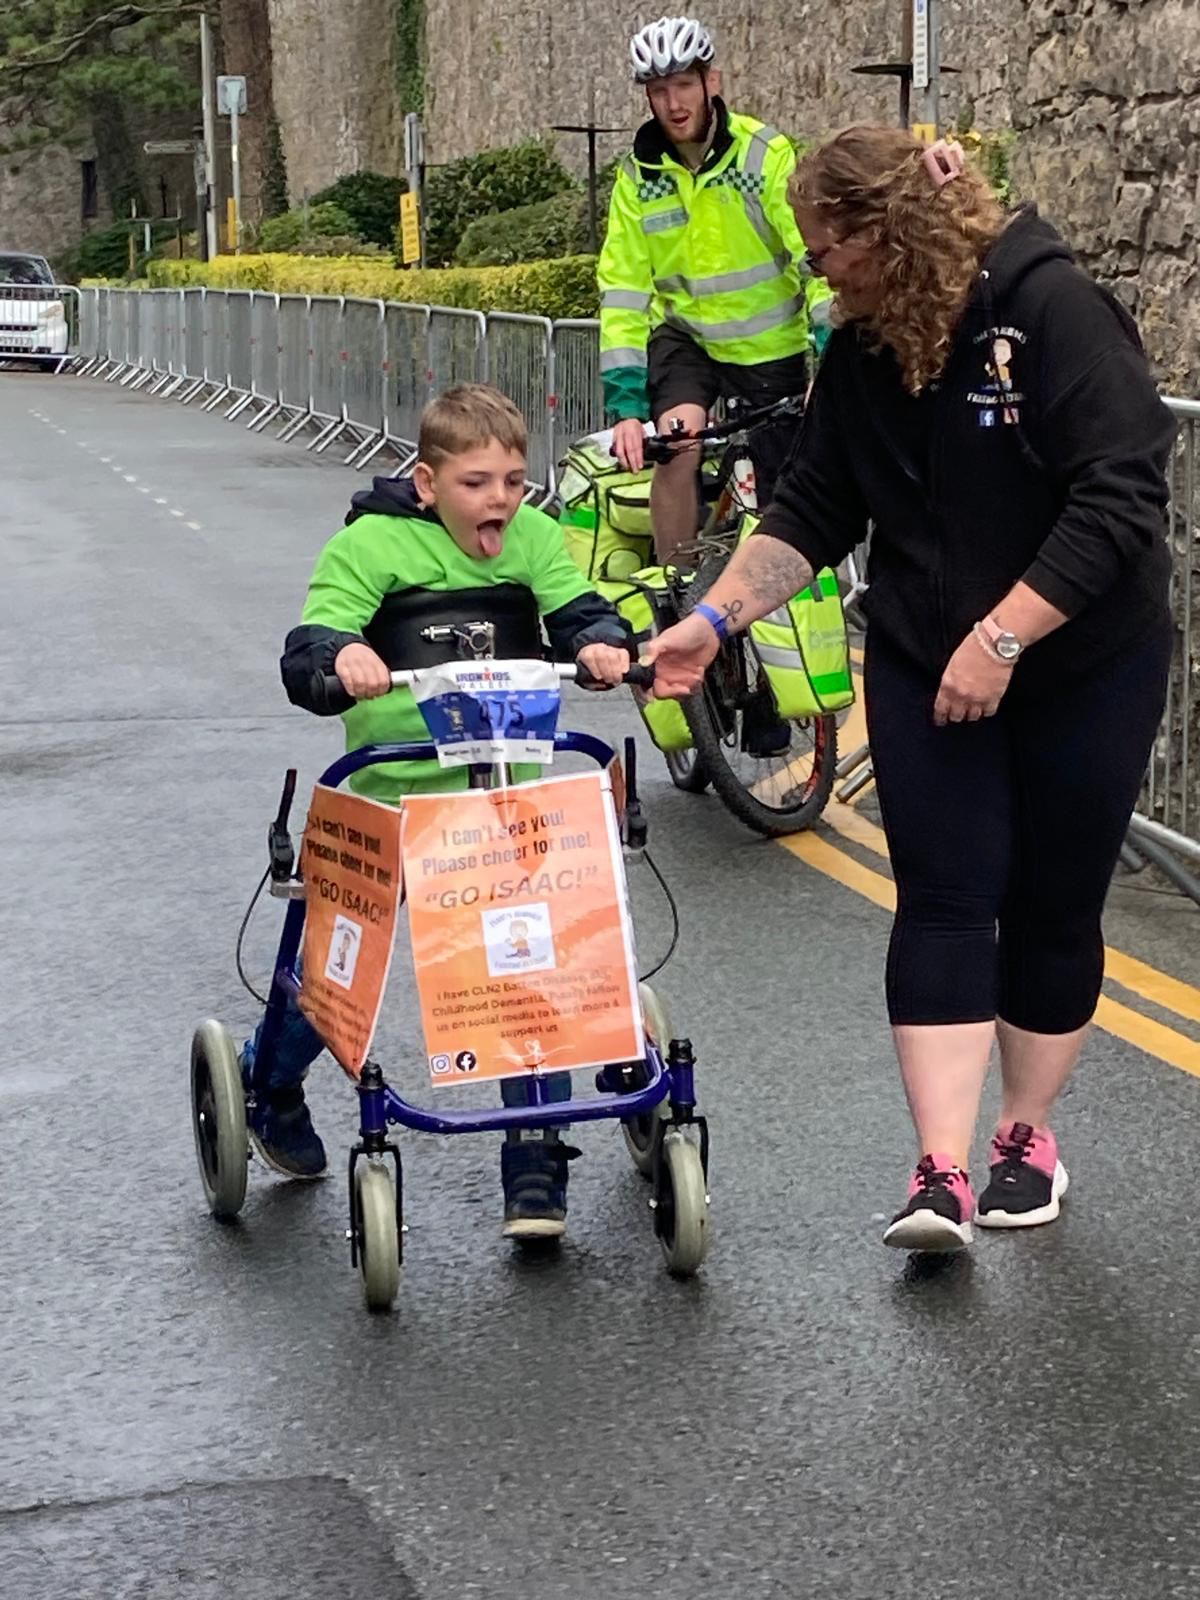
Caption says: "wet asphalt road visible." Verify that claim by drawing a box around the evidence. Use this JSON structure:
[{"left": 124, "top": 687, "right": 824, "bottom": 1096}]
[{"left": 3, "top": 372, "right": 1200, "bottom": 1600}]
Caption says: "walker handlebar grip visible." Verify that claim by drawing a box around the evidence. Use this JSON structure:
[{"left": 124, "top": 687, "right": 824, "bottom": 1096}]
[{"left": 311, "top": 672, "right": 356, "bottom": 716}]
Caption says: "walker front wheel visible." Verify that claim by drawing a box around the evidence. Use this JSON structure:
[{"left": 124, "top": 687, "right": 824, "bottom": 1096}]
[
  {"left": 190, "top": 1019, "right": 249, "bottom": 1222},
  {"left": 354, "top": 1159, "right": 400, "bottom": 1312}
]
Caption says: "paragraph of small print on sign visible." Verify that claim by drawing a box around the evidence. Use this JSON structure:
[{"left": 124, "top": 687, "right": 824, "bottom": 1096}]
[
  {"left": 298, "top": 784, "right": 403, "bottom": 1079},
  {"left": 402, "top": 771, "right": 643, "bottom": 1086}
]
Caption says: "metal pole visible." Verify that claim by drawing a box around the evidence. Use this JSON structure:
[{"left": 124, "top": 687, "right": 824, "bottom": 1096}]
[
  {"left": 586, "top": 128, "right": 599, "bottom": 255},
  {"left": 914, "top": 0, "right": 941, "bottom": 133},
  {"left": 200, "top": 11, "right": 219, "bottom": 258},
  {"left": 230, "top": 103, "right": 242, "bottom": 253}
]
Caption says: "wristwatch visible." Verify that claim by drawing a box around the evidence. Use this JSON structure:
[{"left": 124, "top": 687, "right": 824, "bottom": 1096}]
[
  {"left": 694, "top": 602, "right": 731, "bottom": 642},
  {"left": 976, "top": 613, "right": 1024, "bottom": 663}
]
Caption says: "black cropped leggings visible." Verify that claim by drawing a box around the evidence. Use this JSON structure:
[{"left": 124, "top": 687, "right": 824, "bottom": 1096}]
[{"left": 865, "top": 627, "right": 1171, "bottom": 1034}]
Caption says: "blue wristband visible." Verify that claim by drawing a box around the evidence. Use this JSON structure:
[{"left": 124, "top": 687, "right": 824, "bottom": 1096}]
[{"left": 694, "top": 602, "right": 730, "bottom": 642}]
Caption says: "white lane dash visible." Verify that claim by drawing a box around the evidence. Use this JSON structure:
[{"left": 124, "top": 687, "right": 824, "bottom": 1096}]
[
  {"left": 186, "top": 520, "right": 202, "bottom": 531},
  {"left": 138, "top": 486, "right": 151, "bottom": 494},
  {"left": 154, "top": 497, "right": 168, "bottom": 505},
  {"left": 56, "top": 427, "right": 66, "bottom": 435},
  {"left": 170, "top": 508, "right": 184, "bottom": 518},
  {"left": 100, "top": 456, "right": 111, "bottom": 464},
  {"left": 123, "top": 474, "right": 137, "bottom": 483}
]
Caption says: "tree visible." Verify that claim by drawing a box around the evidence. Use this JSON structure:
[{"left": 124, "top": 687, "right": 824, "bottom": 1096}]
[{"left": 0, "top": 1, "right": 201, "bottom": 217}]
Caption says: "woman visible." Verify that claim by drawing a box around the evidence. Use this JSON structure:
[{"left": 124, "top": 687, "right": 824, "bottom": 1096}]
[{"left": 647, "top": 126, "right": 1174, "bottom": 1252}]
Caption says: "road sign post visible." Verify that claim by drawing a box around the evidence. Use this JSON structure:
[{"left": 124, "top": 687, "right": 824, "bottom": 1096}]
[
  {"left": 199, "top": 13, "right": 218, "bottom": 260},
  {"left": 912, "top": 0, "right": 941, "bottom": 134},
  {"left": 403, "top": 113, "right": 426, "bottom": 266},
  {"left": 216, "top": 74, "right": 247, "bottom": 253}
]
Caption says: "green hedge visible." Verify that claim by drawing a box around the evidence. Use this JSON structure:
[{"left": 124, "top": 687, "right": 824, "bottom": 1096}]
[{"left": 145, "top": 252, "right": 599, "bottom": 318}]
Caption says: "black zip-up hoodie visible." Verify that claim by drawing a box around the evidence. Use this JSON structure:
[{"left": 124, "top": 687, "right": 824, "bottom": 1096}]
[{"left": 757, "top": 207, "right": 1175, "bottom": 691}]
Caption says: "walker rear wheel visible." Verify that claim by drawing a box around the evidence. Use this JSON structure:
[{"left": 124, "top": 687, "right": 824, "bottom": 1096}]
[
  {"left": 621, "top": 984, "right": 672, "bottom": 1178},
  {"left": 654, "top": 1131, "right": 709, "bottom": 1277}
]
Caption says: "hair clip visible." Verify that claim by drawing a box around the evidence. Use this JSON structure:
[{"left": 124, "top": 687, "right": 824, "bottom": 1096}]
[{"left": 922, "top": 139, "right": 965, "bottom": 189}]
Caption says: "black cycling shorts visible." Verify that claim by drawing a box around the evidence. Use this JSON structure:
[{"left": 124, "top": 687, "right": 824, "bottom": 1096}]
[{"left": 647, "top": 322, "right": 808, "bottom": 421}]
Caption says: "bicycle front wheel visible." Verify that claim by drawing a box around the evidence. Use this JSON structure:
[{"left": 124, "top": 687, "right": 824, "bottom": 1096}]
[
  {"left": 663, "top": 746, "right": 710, "bottom": 793},
  {"left": 682, "top": 636, "right": 838, "bottom": 837}
]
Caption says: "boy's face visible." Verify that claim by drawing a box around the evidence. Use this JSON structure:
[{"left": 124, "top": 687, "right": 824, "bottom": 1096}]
[{"left": 414, "top": 439, "right": 527, "bottom": 559}]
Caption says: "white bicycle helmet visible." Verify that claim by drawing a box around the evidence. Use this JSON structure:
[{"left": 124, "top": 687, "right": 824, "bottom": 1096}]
[{"left": 629, "top": 16, "right": 715, "bottom": 82}]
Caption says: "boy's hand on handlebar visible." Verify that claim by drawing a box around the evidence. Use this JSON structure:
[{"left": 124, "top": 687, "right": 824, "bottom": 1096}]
[
  {"left": 334, "top": 642, "right": 391, "bottom": 700},
  {"left": 576, "top": 642, "right": 632, "bottom": 689},
  {"left": 643, "top": 613, "right": 720, "bottom": 699},
  {"left": 611, "top": 418, "right": 646, "bottom": 474}
]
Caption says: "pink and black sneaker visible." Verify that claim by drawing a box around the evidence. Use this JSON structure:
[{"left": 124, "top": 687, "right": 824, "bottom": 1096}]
[
  {"left": 883, "top": 1154, "right": 976, "bottom": 1252},
  {"left": 975, "top": 1122, "right": 1069, "bottom": 1229}
]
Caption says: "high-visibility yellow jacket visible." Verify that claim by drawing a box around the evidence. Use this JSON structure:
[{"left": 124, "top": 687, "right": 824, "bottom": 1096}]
[{"left": 598, "top": 102, "right": 833, "bottom": 422}]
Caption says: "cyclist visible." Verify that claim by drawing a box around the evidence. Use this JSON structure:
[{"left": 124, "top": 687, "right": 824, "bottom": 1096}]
[{"left": 598, "top": 15, "right": 832, "bottom": 562}]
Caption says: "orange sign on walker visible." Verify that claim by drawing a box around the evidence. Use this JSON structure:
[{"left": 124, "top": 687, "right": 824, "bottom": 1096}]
[
  {"left": 402, "top": 770, "right": 643, "bottom": 1086},
  {"left": 298, "top": 784, "right": 403, "bottom": 1078}
]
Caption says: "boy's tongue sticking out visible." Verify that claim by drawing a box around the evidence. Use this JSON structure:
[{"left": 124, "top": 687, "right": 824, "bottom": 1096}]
[{"left": 477, "top": 518, "right": 506, "bottom": 558}]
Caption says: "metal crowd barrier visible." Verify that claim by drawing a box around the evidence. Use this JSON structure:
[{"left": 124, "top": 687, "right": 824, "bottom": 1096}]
[
  {"left": 550, "top": 318, "right": 605, "bottom": 447},
  {"left": 59, "top": 286, "right": 1200, "bottom": 885},
  {"left": 487, "top": 313, "right": 554, "bottom": 489},
  {"left": 1130, "top": 397, "right": 1199, "bottom": 898}
]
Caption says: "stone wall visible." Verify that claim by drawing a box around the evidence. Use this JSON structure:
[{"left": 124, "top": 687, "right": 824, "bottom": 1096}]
[
  {"left": 423, "top": 0, "right": 1019, "bottom": 168},
  {"left": 0, "top": 143, "right": 96, "bottom": 268},
  {"left": 267, "top": 0, "right": 399, "bottom": 199},
  {"left": 1009, "top": 0, "right": 1200, "bottom": 391}
]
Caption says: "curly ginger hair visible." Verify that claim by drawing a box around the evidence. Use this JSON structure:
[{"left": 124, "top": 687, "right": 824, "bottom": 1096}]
[{"left": 792, "top": 125, "right": 1008, "bottom": 394}]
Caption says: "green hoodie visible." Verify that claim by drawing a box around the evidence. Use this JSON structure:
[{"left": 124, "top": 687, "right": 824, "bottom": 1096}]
[{"left": 290, "top": 492, "right": 624, "bottom": 802}]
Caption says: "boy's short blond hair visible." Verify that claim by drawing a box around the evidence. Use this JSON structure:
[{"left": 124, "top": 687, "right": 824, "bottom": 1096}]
[{"left": 418, "top": 383, "right": 528, "bottom": 467}]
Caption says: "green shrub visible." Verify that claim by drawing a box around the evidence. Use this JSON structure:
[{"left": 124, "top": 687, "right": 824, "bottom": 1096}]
[
  {"left": 56, "top": 220, "right": 178, "bottom": 283},
  {"left": 256, "top": 202, "right": 359, "bottom": 252},
  {"left": 456, "top": 191, "right": 596, "bottom": 266},
  {"left": 421, "top": 139, "right": 576, "bottom": 266},
  {"left": 145, "top": 251, "right": 599, "bottom": 317},
  {"left": 310, "top": 171, "right": 406, "bottom": 246}
]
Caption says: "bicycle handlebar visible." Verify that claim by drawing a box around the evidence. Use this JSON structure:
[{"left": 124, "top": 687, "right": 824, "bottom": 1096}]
[
  {"left": 635, "top": 393, "right": 806, "bottom": 465},
  {"left": 310, "top": 660, "right": 655, "bottom": 716}
]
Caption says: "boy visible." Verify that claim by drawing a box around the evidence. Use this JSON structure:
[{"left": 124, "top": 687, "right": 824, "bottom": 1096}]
[{"left": 245, "top": 384, "right": 632, "bottom": 1240}]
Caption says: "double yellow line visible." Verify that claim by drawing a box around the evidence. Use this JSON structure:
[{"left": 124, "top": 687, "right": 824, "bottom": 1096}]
[{"left": 780, "top": 676, "right": 1200, "bottom": 1078}]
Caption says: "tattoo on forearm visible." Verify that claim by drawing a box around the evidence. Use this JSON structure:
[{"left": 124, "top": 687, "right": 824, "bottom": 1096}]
[
  {"left": 721, "top": 598, "right": 744, "bottom": 626},
  {"left": 741, "top": 538, "right": 814, "bottom": 610}
]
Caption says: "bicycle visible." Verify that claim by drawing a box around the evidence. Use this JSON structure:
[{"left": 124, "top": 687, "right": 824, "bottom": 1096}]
[{"left": 642, "top": 394, "right": 840, "bottom": 838}]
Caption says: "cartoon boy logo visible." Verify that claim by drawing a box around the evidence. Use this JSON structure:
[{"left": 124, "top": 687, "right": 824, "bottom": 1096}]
[
  {"left": 325, "top": 915, "right": 362, "bottom": 989},
  {"left": 483, "top": 902, "right": 557, "bottom": 979},
  {"left": 990, "top": 337, "right": 1020, "bottom": 425}
]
